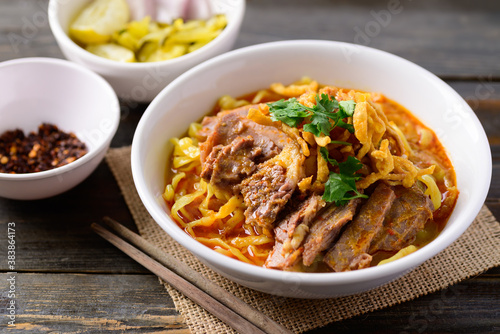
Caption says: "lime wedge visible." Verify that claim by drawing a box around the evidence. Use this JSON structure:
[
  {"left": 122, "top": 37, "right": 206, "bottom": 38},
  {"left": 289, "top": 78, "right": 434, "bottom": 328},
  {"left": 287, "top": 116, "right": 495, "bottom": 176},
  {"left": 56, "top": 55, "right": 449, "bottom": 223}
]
[{"left": 70, "top": 0, "right": 130, "bottom": 45}]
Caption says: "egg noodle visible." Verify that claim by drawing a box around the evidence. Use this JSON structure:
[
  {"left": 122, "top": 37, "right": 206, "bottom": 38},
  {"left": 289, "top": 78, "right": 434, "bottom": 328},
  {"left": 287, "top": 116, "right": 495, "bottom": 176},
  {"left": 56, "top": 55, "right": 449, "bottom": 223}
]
[
  {"left": 163, "top": 78, "right": 450, "bottom": 267},
  {"left": 163, "top": 122, "right": 273, "bottom": 265}
]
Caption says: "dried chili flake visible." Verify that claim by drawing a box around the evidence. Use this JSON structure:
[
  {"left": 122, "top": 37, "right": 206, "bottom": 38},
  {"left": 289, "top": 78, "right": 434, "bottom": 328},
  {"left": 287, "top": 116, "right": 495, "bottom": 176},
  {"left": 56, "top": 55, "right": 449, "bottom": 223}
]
[{"left": 0, "top": 123, "right": 88, "bottom": 174}]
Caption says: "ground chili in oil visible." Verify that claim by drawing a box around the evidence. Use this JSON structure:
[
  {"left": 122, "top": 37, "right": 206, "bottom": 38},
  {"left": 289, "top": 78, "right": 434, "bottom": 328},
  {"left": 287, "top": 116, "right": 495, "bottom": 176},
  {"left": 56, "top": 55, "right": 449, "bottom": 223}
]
[{"left": 0, "top": 123, "right": 88, "bottom": 174}]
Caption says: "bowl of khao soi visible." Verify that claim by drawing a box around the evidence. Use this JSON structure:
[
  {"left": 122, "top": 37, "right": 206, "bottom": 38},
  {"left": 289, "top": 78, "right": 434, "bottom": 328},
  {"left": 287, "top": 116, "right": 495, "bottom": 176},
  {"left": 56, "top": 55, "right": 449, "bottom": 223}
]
[
  {"left": 131, "top": 40, "right": 491, "bottom": 298},
  {"left": 164, "top": 77, "right": 457, "bottom": 273}
]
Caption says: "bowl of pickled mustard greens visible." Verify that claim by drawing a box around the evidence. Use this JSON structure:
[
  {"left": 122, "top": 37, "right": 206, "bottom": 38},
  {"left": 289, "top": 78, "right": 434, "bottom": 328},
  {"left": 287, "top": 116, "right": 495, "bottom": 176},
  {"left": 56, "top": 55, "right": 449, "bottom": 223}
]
[{"left": 49, "top": 0, "right": 245, "bottom": 101}]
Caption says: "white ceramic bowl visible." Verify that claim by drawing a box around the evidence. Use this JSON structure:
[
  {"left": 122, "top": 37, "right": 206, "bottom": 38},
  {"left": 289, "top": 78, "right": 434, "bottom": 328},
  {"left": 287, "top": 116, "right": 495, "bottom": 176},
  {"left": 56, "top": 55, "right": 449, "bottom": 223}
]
[
  {"left": 0, "top": 57, "right": 120, "bottom": 200},
  {"left": 131, "top": 40, "right": 491, "bottom": 298},
  {"left": 48, "top": 0, "right": 245, "bottom": 102}
]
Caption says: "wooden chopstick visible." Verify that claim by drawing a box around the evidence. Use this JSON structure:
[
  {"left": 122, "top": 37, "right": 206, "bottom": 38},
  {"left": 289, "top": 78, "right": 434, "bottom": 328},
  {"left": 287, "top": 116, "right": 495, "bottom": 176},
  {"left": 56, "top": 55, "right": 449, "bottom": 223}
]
[
  {"left": 101, "top": 217, "right": 291, "bottom": 334},
  {"left": 91, "top": 222, "right": 266, "bottom": 334},
  {"left": 92, "top": 217, "right": 292, "bottom": 334}
]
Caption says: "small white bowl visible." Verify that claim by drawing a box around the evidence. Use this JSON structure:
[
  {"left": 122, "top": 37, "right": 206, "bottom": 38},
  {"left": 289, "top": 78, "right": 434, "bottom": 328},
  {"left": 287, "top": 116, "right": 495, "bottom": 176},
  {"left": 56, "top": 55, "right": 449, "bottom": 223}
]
[
  {"left": 0, "top": 57, "right": 120, "bottom": 200},
  {"left": 48, "top": 0, "right": 245, "bottom": 102},
  {"left": 131, "top": 40, "right": 491, "bottom": 298}
]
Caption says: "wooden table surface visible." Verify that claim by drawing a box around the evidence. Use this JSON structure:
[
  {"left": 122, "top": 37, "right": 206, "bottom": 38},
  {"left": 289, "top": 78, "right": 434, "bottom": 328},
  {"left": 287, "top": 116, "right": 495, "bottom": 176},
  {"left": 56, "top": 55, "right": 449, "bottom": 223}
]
[{"left": 1, "top": 0, "right": 499, "bottom": 333}]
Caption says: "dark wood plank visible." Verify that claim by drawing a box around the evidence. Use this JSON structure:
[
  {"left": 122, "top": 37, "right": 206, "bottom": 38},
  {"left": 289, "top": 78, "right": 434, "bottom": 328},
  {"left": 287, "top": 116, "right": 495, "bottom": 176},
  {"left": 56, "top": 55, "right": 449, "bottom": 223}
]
[
  {"left": 0, "top": 162, "right": 149, "bottom": 274},
  {"left": 237, "top": 0, "right": 500, "bottom": 78},
  {"left": 448, "top": 81, "right": 500, "bottom": 101},
  {"left": 309, "top": 270, "right": 500, "bottom": 334},
  {"left": 1, "top": 0, "right": 500, "bottom": 78},
  {"left": 0, "top": 273, "right": 189, "bottom": 332},
  {"left": 484, "top": 201, "right": 500, "bottom": 227},
  {"left": 1, "top": 271, "right": 498, "bottom": 333},
  {"left": 113, "top": 101, "right": 148, "bottom": 147},
  {"left": 450, "top": 81, "right": 500, "bottom": 145},
  {"left": 0, "top": 0, "right": 64, "bottom": 60},
  {"left": 487, "top": 164, "right": 500, "bottom": 200},
  {"left": 0, "top": 1, "right": 499, "bottom": 332},
  {"left": 468, "top": 100, "right": 500, "bottom": 145}
]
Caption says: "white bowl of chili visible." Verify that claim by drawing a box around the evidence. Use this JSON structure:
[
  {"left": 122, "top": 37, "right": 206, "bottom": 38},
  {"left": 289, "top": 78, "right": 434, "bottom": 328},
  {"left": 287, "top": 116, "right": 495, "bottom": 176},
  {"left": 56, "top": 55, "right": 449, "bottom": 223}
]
[
  {"left": 0, "top": 57, "right": 120, "bottom": 200},
  {"left": 132, "top": 40, "right": 491, "bottom": 298},
  {"left": 48, "top": 0, "right": 245, "bottom": 102}
]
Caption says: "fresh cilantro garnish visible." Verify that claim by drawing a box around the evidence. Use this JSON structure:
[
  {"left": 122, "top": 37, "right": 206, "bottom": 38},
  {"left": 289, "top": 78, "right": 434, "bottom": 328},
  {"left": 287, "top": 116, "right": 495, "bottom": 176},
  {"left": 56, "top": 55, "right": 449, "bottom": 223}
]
[
  {"left": 319, "top": 146, "right": 338, "bottom": 166},
  {"left": 337, "top": 100, "right": 356, "bottom": 133},
  {"left": 330, "top": 140, "right": 352, "bottom": 146},
  {"left": 302, "top": 94, "right": 335, "bottom": 136},
  {"left": 339, "top": 100, "right": 356, "bottom": 115},
  {"left": 319, "top": 147, "right": 368, "bottom": 205},
  {"left": 267, "top": 98, "right": 309, "bottom": 127},
  {"left": 267, "top": 94, "right": 356, "bottom": 136}
]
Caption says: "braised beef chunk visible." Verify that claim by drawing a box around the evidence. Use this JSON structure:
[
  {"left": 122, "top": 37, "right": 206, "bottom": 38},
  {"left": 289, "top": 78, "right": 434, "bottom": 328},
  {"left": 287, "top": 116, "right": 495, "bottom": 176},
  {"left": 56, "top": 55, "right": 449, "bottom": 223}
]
[
  {"left": 199, "top": 106, "right": 306, "bottom": 230},
  {"left": 265, "top": 240, "right": 303, "bottom": 270},
  {"left": 274, "top": 194, "right": 324, "bottom": 243},
  {"left": 266, "top": 194, "right": 325, "bottom": 270},
  {"left": 197, "top": 112, "right": 220, "bottom": 142},
  {"left": 265, "top": 240, "right": 286, "bottom": 269},
  {"left": 200, "top": 136, "right": 263, "bottom": 192},
  {"left": 302, "top": 198, "right": 361, "bottom": 266},
  {"left": 324, "top": 183, "right": 396, "bottom": 272},
  {"left": 349, "top": 253, "right": 372, "bottom": 271},
  {"left": 199, "top": 107, "right": 288, "bottom": 166},
  {"left": 240, "top": 164, "right": 294, "bottom": 229},
  {"left": 369, "top": 185, "right": 434, "bottom": 253}
]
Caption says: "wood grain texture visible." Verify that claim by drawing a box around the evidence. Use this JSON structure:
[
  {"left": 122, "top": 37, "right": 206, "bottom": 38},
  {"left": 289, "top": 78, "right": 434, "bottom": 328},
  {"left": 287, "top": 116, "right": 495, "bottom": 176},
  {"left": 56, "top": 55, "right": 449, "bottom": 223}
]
[
  {"left": 1, "top": 270, "right": 498, "bottom": 333},
  {"left": 0, "top": 163, "right": 147, "bottom": 274},
  {"left": 0, "top": 273, "right": 189, "bottom": 332},
  {"left": 0, "top": 0, "right": 499, "bottom": 332},
  {"left": 237, "top": 0, "right": 500, "bottom": 78},
  {"left": 0, "top": 0, "right": 63, "bottom": 60},
  {"left": 309, "top": 273, "right": 500, "bottom": 334},
  {"left": 1, "top": 0, "right": 500, "bottom": 77},
  {"left": 91, "top": 223, "right": 271, "bottom": 334}
]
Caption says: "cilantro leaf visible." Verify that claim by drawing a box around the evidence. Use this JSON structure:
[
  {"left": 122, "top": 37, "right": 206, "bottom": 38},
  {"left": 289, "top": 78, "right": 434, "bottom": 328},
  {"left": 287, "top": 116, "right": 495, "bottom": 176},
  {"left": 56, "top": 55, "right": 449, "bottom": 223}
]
[
  {"left": 335, "top": 120, "right": 354, "bottom": 133},
  {"left": 319, "top": 147, "right": 338, "bottom": 166},
  {"left": 323, "top": 173, "right": 353, "bottom": 205},
  {"left": 303, "top": 94, "right": 338, "bottom": 136},
  {"left": 267, "top": 98, "right": 310, "bottom": 127},
  {"left": 339, "top": 100, "right": 356, "bottom": 116},
  {"left": 320, "top": 149, "right": 368, "bottom": 205},
  {"left": 303, "top": 112, "right": 331, "bottom": 136},
  {"left": 315, "top": 93, "right": 339, "bottom": 114},
  {"left": 267, "top": 94, "right": 356, "bottom": 136},
  {"left": 305, "top": 94, "right": 356, "bottom": 136},
  {"left": 339, "top": 155, "right": 364, "bottom": 180},
  {"left": 330, "top": 140, "right": 352, "bottom": 145},
  {"left": 337, "top": 100, "right": 356, "bottom": 133}
]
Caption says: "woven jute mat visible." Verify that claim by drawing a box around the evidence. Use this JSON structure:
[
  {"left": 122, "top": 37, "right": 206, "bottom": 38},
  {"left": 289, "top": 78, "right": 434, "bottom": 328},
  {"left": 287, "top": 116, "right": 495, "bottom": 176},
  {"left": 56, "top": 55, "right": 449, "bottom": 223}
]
[{"left": 106, "top": 146, "right": 500, "bottom": 334}]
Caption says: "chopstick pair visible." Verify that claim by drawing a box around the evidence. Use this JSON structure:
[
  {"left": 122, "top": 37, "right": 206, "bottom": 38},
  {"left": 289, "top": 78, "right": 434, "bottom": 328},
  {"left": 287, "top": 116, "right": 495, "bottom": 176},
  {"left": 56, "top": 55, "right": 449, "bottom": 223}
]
[{"left": 91, "top": 217, "right": 292, "bottom": 334}]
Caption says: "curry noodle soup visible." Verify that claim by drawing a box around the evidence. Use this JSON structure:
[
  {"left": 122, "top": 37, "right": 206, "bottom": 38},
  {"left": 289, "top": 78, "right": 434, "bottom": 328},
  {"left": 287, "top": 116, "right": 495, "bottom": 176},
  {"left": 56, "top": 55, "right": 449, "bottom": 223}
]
[{"left": 163, "top": 78, "right": 458, "bottom": 273}]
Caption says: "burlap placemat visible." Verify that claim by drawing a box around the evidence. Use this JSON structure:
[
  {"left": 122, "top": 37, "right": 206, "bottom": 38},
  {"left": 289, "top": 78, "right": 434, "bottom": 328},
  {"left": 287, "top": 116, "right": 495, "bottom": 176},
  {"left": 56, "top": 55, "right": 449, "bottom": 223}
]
[{"left": 106, "top": 146, "right": 500, "bottom": 334}]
